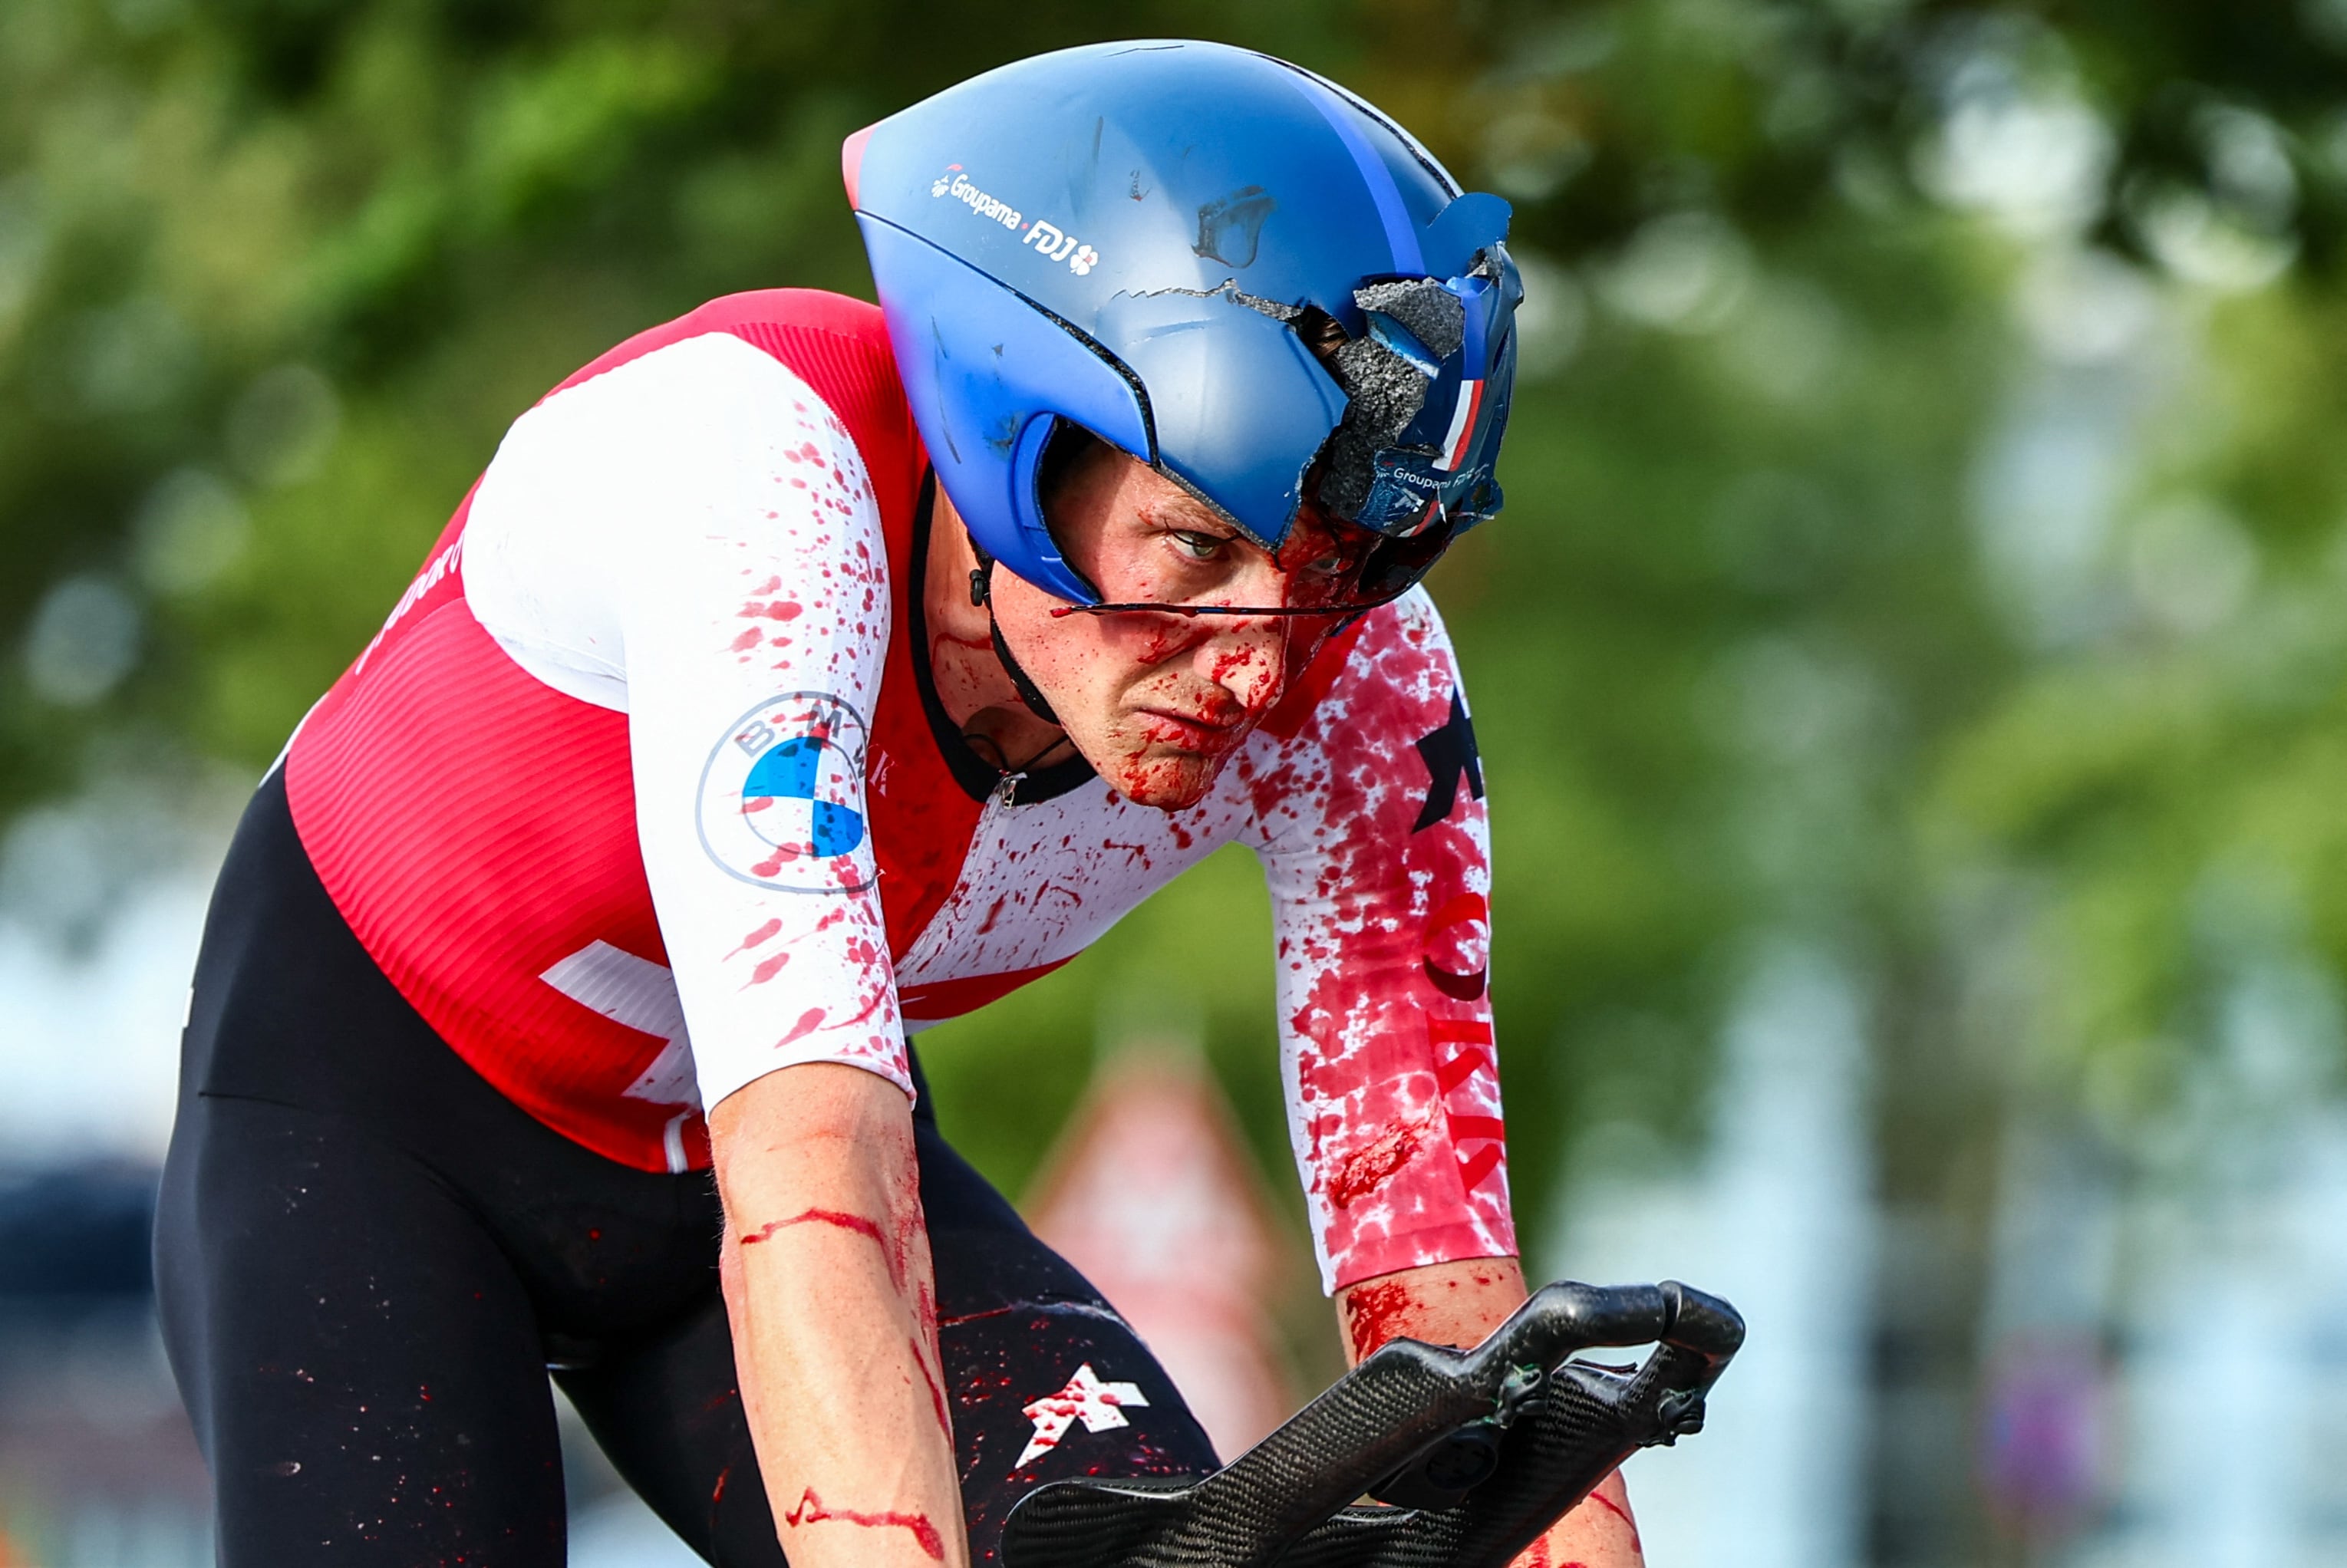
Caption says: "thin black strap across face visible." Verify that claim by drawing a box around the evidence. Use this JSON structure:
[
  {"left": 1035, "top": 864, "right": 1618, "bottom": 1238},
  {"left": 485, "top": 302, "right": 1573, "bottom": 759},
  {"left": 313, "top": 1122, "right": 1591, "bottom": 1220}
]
[
  {"left": 1050, "top": 579, "right": 1418, "bottom": 620},
  {"left": 1050, "top": 501, "right": 1456, "bottom": 621},
  {"left": 970, "top": 548, "right": 1066, "bottom": 728}
]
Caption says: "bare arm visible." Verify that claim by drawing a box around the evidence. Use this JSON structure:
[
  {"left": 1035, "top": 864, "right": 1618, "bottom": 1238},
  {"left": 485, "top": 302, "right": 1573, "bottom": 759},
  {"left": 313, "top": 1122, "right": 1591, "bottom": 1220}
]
[
  {"left": 1336, "top": 1258, "right": 1645, "bottom": 1568},
  {"left": 710, "top": 1062, "right": 967, "bottom": 1568}
]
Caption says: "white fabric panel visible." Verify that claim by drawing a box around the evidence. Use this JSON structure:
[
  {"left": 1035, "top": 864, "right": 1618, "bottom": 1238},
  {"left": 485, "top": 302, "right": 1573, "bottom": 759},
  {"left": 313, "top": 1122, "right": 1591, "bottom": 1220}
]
[{"left": 473, "top": 334, "right": 911, "bottom": 1112}]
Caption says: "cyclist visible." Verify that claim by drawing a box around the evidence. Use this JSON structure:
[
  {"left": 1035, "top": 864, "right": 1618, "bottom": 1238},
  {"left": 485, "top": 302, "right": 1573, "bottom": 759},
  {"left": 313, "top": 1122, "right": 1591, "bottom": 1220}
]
[{"left": 155, "top": 41, "right": 1643, "bottom": 1568}]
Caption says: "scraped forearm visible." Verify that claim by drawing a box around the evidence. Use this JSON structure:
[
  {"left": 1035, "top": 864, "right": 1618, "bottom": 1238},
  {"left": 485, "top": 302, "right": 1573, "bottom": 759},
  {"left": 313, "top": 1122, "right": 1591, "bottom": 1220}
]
[{"left": 712, "top": 1062, "right": 967, "bottom": 1568}]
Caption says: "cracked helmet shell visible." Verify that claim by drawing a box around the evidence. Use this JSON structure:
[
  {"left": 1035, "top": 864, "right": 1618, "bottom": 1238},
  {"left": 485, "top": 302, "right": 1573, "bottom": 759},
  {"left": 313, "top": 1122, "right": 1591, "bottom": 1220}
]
[{"left": 847, "top": 39, "right": 1504, "bottom": 604}]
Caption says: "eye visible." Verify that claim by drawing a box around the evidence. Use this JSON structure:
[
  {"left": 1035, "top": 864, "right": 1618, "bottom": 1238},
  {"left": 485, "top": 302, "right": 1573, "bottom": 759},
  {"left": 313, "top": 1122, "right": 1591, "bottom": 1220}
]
[{"left": 1169, "top": 530, "right": 1225, "bottom": 562}]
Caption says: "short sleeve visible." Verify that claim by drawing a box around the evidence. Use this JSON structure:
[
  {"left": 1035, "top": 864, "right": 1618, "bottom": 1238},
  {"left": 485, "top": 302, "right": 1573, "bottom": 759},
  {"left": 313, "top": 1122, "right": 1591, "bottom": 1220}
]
[{"left": 466, "top": 331, "right": 909, "bottom": 1112}]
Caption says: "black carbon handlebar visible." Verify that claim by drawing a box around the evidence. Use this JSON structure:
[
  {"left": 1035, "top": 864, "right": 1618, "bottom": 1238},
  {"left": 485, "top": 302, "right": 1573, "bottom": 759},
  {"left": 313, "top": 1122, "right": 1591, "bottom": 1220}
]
[{"left": 1000, "top": 1279, "right": 1742, "bottom": 1568}]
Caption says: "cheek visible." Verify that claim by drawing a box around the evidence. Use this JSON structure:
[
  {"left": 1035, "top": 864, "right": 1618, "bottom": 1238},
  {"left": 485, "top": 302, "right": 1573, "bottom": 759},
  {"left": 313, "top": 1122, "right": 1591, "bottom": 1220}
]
[
  {"left": 1043, "top": 605, "right": 1211, "bottom": 684},
  {"left": 995, "top": 597, "right": 1143, "bottom": 707},
  {"left": 1083, "top": 525, "right": 1193, "bottom": 605},
  {"left": 1126, "top": 618, "right": 1208, "bottom": 670},
  {"left": 1014, "top": 615, "right": 1111, "bottom": 690}
]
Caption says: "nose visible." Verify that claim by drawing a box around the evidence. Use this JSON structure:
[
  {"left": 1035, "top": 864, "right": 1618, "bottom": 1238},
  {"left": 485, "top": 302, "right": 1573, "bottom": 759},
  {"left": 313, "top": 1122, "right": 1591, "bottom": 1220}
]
[
  {"left": 1181, "top": 539, "right": 1337, "bottom": 710},
  {"left": 1191, "top": 616, "right": 1289, "bottom": 713}
]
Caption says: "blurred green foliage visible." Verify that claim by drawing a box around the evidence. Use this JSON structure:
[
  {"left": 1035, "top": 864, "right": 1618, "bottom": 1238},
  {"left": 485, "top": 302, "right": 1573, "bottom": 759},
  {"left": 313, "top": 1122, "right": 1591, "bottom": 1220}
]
[{"left": 6, "top": 0, "right": 2347, "bottom": 1271}]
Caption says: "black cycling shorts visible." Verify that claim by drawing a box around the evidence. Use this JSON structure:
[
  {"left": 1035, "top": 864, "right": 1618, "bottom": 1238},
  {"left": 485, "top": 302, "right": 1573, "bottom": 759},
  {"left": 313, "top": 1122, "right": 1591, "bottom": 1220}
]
[{"left": 154, "top": 769, "right": 1216, "bottom": 1565}]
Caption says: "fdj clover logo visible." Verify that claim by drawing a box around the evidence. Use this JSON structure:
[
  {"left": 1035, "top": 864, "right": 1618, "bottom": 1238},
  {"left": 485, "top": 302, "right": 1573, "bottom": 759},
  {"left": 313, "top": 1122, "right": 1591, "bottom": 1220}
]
[
  {"left": 929, "top": 164, "right": 1099, "bottom": 275},
  {"left": 697, "top": 692, "right": 872, "bottom": 894},
  {"left": 1027, "top": 222, "right": 1099, "bottom": 276}
]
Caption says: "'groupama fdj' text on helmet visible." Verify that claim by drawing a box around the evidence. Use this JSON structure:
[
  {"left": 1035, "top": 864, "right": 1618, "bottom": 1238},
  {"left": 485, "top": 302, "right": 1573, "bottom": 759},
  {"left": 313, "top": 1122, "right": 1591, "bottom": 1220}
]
[{"left": 846, "top": 39, "right": 1523, "bottom": 611}]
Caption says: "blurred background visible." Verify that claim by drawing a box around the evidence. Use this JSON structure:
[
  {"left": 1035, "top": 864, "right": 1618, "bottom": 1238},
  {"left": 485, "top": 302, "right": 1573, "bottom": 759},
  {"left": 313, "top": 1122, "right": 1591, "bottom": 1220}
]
[{"left": 5, "top": 0, "right": 2347, "bottom": 1563}]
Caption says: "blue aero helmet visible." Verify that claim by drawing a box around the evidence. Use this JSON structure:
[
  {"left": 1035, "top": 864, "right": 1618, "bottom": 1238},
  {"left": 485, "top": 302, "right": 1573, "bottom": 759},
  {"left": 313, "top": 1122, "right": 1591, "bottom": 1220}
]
[{"left": 846, "top": 39, "right": 1521, "bottom": 613}]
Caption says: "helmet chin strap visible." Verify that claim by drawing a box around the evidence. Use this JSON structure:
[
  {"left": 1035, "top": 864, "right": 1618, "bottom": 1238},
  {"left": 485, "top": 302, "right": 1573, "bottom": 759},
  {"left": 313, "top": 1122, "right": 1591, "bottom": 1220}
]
[{"left": 967, "top": 545, "right": 1065, "bottom": 730}]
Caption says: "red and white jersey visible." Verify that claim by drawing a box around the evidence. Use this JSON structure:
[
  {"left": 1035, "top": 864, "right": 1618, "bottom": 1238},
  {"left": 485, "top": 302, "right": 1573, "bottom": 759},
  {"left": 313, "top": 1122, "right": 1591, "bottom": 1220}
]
[{"left": 284, "top": 290, "right": 1512, "bottom": 1293}]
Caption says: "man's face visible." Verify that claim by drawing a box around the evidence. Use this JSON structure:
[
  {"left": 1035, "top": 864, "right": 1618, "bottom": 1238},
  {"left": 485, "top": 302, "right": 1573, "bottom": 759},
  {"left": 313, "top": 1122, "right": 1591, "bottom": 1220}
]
[{"left": 987, "top": 446, "right": 1370, "bottom": 809}]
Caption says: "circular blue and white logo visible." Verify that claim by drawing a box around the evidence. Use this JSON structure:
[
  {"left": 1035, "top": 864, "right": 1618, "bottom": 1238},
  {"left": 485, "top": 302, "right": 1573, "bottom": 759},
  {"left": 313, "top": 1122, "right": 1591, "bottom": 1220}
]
[{"left": 697, "top": 692, "right": 872, "bottom": 894}]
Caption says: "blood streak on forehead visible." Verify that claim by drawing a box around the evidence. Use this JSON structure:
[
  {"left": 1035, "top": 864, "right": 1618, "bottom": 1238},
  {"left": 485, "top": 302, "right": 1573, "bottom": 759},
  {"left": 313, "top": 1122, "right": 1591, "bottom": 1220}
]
[{"left": 1273, "top": 506, "right": 1375, "bottom": 574}]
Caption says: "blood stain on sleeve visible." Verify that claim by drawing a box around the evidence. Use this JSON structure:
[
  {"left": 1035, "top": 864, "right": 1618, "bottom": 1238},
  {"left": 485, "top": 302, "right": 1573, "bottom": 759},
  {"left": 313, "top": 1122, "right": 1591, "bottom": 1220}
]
[
  {"left": 722, "top": 919, "right": 783, "bottom": 960},
  {"left": 1252, "top": 599, "right": 1513, "bottom": 1282},
  {"left": 1326, "top": 1112, "right": 1432, "bottom": 1209},
  {"left": 773, "top": 1006, "right": 826, "bottom": 1047},
  {"left": 743, "top": 950, "right": 790, "bottom": 987}
]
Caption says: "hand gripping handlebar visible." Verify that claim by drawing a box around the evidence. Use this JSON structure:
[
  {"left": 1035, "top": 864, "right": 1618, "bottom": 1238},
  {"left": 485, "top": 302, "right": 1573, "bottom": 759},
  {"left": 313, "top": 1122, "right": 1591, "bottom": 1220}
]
[{"left": 1000, "top": 1279, "right": 1742, "bottom": 1568}]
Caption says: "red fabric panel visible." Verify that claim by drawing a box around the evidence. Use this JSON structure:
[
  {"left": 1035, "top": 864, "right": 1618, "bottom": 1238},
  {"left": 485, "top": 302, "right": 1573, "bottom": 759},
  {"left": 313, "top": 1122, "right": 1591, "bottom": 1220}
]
[
  {"left": 288, "top": 599, "right": 687, "bottom": 1168},
  {"left": 898, "top": 958, "right": 1076, "bottom": 1023}
]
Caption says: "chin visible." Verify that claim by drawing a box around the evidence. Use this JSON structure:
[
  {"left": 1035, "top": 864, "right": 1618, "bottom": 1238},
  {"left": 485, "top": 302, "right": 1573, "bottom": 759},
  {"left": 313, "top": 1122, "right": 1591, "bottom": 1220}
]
[{"left": 1095, "top": 745, "right": 1231, "bottom": 811}]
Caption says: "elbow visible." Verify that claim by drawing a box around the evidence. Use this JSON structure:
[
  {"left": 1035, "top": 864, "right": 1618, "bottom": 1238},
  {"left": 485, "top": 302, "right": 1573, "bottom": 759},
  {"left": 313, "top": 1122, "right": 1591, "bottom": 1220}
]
[{"left": 706, "top": 1059, "right": 918, "bottom": 1214}]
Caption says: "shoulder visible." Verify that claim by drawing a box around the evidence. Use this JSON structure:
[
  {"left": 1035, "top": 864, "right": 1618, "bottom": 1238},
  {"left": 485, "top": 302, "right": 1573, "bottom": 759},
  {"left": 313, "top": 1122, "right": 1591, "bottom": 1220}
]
[
  {"left": 546, "top": 289, "right": 892, "bottom": 400},
  {"left": 487, "top": 292, "right": 909, "bottom": 483},
  {"left": 477, "top": 337, "right": 855, "bottom": 514},
  {"left": 524, "top": 291, "right": 914, "bottom": 476}
]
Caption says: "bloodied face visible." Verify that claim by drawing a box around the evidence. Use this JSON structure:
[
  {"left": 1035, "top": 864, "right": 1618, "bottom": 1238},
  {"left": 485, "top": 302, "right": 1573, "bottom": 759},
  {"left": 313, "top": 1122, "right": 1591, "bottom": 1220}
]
[{"left": 979, "top": 443, "right": 1373, "bottom": 809}]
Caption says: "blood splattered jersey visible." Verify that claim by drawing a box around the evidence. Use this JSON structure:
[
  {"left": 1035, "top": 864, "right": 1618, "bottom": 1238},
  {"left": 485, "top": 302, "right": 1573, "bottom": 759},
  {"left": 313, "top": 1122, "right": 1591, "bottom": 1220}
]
[{"left": 283, "top": 290, "right": 1512, "bottom": 1293}]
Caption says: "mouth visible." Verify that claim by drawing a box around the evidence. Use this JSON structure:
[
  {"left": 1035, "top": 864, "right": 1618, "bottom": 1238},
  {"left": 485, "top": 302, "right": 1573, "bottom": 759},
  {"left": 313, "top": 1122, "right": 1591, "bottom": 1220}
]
[{"left": 1135, "top": 706, "right": 1248, "bottom": 749}]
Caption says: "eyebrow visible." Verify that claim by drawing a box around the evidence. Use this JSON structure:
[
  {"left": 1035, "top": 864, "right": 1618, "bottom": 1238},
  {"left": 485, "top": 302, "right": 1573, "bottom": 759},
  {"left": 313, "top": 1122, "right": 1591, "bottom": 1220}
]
[{"left": 1147, "top": 495, "right": 1244, "bottom": 537}]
